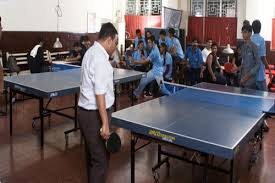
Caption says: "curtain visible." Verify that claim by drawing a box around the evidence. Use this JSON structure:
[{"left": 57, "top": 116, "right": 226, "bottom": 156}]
[
  {"left": 187, "top": 16, "right": 237, "bottom": 46},
  {"left": 125, "top": 15, "right": 161, "bottom": 39},
  {"left": 205, "top": 17, "right": 237, "bottom": 46},
  {"left": 187, "top": 16, "right": 204, "bottom": 43}
]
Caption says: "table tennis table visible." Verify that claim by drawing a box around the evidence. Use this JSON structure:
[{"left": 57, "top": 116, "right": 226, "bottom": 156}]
[
  {"left": 4, "top": 63, "right": 145, "bottom": 148},
  {"left": 111, "top": 82, "right": 275, "bottom": 183}
]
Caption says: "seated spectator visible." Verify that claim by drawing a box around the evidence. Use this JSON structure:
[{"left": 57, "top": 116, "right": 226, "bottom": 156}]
[
  {"left": 79, "top": 35, "right": 91, "bottom": 64},
  {"left": 202, "top": 38, "right": 212, "bottom": 63},
  {"left": 184, "top": 39, "right": 204, "bottom": 85},
  {"left": 135, "top": 29, "right": 146, "bottom": 49},
  {"left": 159, "top": 29, "right": 172, "bottom": 48},
  {"left": 125, "top": 43, "right": 135, "bottom": 68},
  {"left": 110, "top": 48, "right": 126, "bottom": 68},
  {"left": 65, "top": 42, "right": 82, "bottom": 63},
  {"left": 145, "top": 30, "right": 153, "bottom": 45},
  {"left": 130, "top": 40, "right": 148, "bottom": 72},
  {"left": 224, "top": 44, "right": 242, "bottom": 86},
  {"left": 160, "top": 43, "right": 173, "bottom": 82},
  {"left": 28, "top": 37, "right": 51, "bottom": 73},
  {"left": 203, "top": 42, "right": 226, "bottom": 85}
]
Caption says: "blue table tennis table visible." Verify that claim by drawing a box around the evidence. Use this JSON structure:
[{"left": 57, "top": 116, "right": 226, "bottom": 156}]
[
  {"left": 111, "top": 82, "right": 275, "bottom": 183},
  {"left": 4, "top": 63, "right": 145, "bottom": 148}
]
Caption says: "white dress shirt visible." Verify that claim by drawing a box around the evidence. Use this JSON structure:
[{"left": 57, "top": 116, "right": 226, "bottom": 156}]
[
  {"left": 78, "top": 41, "right": 114, "bottom": 110},
  {"left": 202, "top": 47, "right": 211, "bottom": 63}
]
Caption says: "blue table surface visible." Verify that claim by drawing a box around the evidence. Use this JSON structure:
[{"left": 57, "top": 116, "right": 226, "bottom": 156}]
[
  {"left": 112, "top": 83, "right": 274, "bottom": 158},
  {"left": 4, "top": 64, "right": 145, "bottom": 95}
]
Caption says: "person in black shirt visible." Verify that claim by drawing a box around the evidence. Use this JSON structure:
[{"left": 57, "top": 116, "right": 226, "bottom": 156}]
[
  {"left": 203, "top": 43, "right": 226, "bottom": 85},
  {"left": 79, "top": 35, "right": 91, "bottom": 64},
  {"left": 65, "top": 42, "right": 82, "bottom": 63},
  {"left": 28, "top": 37, "right": 51, "bottom": 73}
]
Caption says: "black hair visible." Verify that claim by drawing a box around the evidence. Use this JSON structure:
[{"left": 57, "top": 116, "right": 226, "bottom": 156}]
[
  {"left": 242, "top": 24, "right": 252, "bottom": 33},
  {"left": 211, "top": 42, "right": 218, "bottom": 48},
  {"left": 243, "top": 20, "right": 250, "bottom": 26},
  {"left": 138, "top": 40, "right": 144, "bottom": 46},
  {"left": 80, "top": 35, "right": 89, "bottom": 43},
  {"left": 252, "top": 20, "right": 261, "bottom": 34},
  {"left": 168, "top": 28, "right": 175, "bottom": 36},
  {"left": 147, "top": 35, "right": 155, "bottom": 43},
  {"left": 159, "top": 29, "right": 166, "bottom": 36},
  {"left": 98, "top": 22, "right": 118, "bottom": 41},
  {"left": 73, "top": 42, "right": 81, "bottom": 47},
  {"left": 136, "top": 29, "right": 141, "bottom": 34}
]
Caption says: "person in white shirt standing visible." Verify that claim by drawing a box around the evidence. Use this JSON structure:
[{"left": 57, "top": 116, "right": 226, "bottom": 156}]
[
  {"left": 201, "top": 38, "right": 212, "bottom": 63},
  {"left": 78, "top": 22, "right": 118, "bottom": 183}
]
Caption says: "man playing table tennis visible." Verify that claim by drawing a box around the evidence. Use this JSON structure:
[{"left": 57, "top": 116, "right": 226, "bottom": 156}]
[
  {"left": 78, "top": 22, "right": 118, "bottom": 183},
  {"left": 232, "top": 24, "right": 261, "bottom": 89}
]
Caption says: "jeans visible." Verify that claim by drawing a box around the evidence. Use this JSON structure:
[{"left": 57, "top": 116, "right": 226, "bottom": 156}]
[{"left": 133, "top": 70, "right": 171, "bottom": 97}]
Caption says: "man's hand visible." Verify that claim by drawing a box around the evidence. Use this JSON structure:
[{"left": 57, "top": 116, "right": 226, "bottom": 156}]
[
  {"left": 231, "top": 65, "right": 239, "bottom": 73},
  {"left": 212, "top": 75, "right": 217, "bottom": 82},
  {"left": 100, "top": 124, "right": 110, "bottom": 140}
]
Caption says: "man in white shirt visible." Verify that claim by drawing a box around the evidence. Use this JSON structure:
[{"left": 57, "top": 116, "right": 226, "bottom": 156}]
[
  {"left": 78, "top": 22, "right": 118, "bottom": 183},
  {"left": 201, "top": 38, "right": 212, "bottom": 63}
]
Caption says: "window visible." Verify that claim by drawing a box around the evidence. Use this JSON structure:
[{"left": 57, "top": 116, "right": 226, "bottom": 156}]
[
  {"left": 191, "top": 0, "right": 237, "bottom": 17},
  {"left": 126, "top": 0, "right": 162, "bottom": 15}
]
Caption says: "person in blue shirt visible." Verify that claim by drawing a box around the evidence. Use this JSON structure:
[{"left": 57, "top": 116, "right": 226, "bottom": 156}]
[
  {"left": 251, "top": 20, "right": 272, "bottom": 132},
  {"left": 184, "top": 39, "right": 204, "bottom": 85},
  {"left": 251, "top": 20, "right": 272, "bottom": 91},
  {"left": 160, "top": 43, "right": 173, "bottom": 82},
  {"left": 129, "top": 36, "right": 171, "bottom": 99},
  {"left": 168, "top": 28, "right": 185, "bottom": 82},
  {"left": 159, "top": 29, "right": 171, "bottom": 48},
  {"left": 131, "top": 40, "right": 148, "bottom": 72},
  {"left": 135, "top": 29, "right": 146, "bottom": 49}
]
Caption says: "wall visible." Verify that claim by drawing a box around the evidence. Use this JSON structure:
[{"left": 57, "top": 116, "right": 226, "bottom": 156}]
[
  {"left": 245, "top": 0, "right": 275, "bottom": 41},
  {"left": 236, "top": 0, "right": 246, "bottom": 39},
  {"left": 0, "top": 0, "right": 115, "bottom": 33}
]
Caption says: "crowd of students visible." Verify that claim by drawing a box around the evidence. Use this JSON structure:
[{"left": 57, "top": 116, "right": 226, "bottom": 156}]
[{"left": 120, "top": 19, "right": 272, "bottom": 101}]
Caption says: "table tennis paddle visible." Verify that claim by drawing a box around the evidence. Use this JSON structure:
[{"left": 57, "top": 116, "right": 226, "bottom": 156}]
[
  {"left": 224, "top": 62, "right": 234, "bottom": 73},
  {"left": 100, "top": 128, "right": 121, "bottom": 153}
]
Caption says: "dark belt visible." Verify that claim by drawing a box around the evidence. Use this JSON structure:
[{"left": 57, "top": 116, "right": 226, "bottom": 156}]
[{"left": 78, "top": 106, "right": 112, "bottom": 112}]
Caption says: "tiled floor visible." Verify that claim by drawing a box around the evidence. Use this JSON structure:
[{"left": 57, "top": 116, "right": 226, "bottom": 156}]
[{"left": 0, "top": 93, "right": 275, "bottom": 183}]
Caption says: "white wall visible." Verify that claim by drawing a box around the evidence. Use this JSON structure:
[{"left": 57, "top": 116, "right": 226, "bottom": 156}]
[
  {"left": 236, "top": 0, "right": 246, "bottom": 39},
  {"left": 162, "top": 0, "right": 178, "bottom": 9},
  {"left": 245, "top": 0, "right": 275, "bottom": 41},
  {"left": 0, "top": 0, "right": 115, "bottom": 33}
]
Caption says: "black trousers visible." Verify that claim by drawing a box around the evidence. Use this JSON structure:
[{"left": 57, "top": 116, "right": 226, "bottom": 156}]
[{"left": 78, "top": 107, "right": 112, "bottom": 183}]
